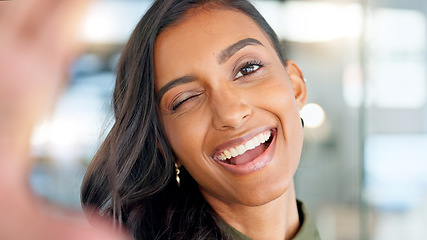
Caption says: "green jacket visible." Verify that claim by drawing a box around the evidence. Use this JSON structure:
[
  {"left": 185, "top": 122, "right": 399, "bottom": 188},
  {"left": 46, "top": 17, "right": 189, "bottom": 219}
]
[{"left": 217, "top": 200, "right": 321, "bottom": 240}]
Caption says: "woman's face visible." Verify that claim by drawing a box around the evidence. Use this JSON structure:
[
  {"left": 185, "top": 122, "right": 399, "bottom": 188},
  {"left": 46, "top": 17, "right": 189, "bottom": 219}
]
[{"left": 154, "top": 8, "right": 306, "bottom": 207}]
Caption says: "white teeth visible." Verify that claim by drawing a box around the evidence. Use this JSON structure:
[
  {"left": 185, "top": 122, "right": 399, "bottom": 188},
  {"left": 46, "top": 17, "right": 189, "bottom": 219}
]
[
  {"left": 216, "top": 130, "right": 272, "bottom": 161},
  {"left": 224, "top": 150, "right": 231, "bottom": 159},
  {"left": 230, "top": 148, "right": 238, "bottom": 157},
  {"left": 253, "top": 136, "right": 260, "bottom": 146},
  {"left": 245, "top": 139, "right": 255, "bottom": 150},
  {"left": 236, "top": 145, "right": 246, "bottom": 155},
  {"left": 262, "top": 133, "right": 268, "bottom": 142}
]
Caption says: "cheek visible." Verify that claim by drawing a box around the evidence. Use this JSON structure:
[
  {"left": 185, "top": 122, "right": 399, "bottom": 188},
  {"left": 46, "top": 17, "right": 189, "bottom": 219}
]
[
  {"left": 261, "top": 77, "right": 303, "bottom": 161},
  {"left": 257, "top": 75, "right": 298, "bottom": 119},
  {"left": 163, "top": 113, "right": 209, "bottom": 163},
  {"left": 163, "top": 114, "right": 226, "bottom": 195}
]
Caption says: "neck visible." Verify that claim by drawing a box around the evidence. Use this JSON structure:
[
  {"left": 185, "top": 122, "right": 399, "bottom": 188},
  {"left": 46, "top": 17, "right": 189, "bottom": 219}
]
[{"left": 208, "top": 182, "right": 300, "bottom": 240}]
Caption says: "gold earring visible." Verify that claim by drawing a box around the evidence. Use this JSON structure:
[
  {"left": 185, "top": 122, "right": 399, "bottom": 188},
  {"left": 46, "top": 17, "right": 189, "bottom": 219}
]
[{"left": 175, "top": 163, "right": 180, "bottom": 187}]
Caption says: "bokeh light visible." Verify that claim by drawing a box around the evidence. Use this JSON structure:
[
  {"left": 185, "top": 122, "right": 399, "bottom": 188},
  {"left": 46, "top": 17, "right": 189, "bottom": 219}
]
[{"left": 300, "top": 103, "right": 326, "bottom": 129}]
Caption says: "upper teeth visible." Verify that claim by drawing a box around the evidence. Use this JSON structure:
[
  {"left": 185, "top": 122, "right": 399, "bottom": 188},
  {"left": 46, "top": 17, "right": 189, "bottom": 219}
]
[{"left": 216, "top": 130, "right": 271, "bottom": 161}]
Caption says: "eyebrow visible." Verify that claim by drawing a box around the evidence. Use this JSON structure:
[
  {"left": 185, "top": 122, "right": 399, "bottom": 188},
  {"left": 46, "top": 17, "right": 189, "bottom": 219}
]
[
  {"left": 156, "top": 38, "right": 264, "bottom": 103},
  {"left": 157, "top": 75, "right": 195, "bottom": 103},
  {"left": 218, "top": 37, "right": 264, "bottom": 64}
]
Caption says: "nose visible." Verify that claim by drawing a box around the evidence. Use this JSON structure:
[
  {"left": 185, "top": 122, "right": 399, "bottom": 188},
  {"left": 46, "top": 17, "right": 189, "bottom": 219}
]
[{"left": 210, "top": 88, "right": 252, "bottom": 130}]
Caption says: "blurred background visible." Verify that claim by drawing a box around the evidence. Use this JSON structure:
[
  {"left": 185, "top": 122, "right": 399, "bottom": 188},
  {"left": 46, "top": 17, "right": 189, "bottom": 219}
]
[{"left": 29, "top": 0, "right": 427, "bottom": 239}]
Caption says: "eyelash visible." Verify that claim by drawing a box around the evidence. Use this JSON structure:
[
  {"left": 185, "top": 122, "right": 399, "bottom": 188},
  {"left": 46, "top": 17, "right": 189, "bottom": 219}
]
[
  {"left": 171, "top": 60, "right": 264, "bottom": 112},
  {"left": 172, "top": 92, "right": 202, "bottom": 111},
  {"left": 234, "top": 60, "right": 264, "bottom": 79}
]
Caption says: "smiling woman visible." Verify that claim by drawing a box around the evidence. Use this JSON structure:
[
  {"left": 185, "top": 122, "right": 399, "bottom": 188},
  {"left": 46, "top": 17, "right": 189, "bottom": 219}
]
[{"left": 81, "top": 0, "right": 320, "bottom": 239}]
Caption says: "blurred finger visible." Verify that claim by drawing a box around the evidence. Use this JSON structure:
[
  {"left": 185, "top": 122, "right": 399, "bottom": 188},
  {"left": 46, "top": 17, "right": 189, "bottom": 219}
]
[
  {"left": 0, "top": 0, "right": 58, "bottom": 42},
  {"left": 1, "top": 0, "right": 89, "bottom": 54},
  {"left": 37, "top": 0, "right": 90, "bottom": 58}
]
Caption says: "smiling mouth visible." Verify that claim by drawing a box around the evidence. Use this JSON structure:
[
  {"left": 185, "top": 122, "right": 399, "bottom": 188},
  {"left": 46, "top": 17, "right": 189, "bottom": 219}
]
[{"left": 213, "top": 129, "right": 274, "bottom": 165}]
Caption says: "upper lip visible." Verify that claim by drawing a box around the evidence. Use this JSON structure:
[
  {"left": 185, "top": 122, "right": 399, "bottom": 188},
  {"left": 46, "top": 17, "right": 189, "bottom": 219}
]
[{"left": 210, "top": 126, "right": 275, "bottom": 158}]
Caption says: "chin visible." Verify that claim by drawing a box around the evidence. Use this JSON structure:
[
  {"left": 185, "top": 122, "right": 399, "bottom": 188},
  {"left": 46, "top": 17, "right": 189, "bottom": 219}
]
[{"left": 237, "top": 177, "right": 294, "bottom": 207}]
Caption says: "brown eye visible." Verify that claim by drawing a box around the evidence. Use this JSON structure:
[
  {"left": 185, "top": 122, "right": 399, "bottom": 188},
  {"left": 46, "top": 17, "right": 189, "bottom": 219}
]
[{"left": 234, "top": 61, "right": 263, "bottom": 79}]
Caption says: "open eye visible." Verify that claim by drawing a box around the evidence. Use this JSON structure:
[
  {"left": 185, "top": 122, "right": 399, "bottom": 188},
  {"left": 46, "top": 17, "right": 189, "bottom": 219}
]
[{"left": 234, "top": 61, "right": 264, "bottom": 79}]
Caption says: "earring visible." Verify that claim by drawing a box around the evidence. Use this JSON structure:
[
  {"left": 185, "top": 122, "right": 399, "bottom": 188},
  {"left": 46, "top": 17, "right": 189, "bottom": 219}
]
[
  {"left": 298, "top": 107, "right": 304, "bottom": 128},
  {"left": 175, "top": 163, "right": 180, "bottom": 187}
]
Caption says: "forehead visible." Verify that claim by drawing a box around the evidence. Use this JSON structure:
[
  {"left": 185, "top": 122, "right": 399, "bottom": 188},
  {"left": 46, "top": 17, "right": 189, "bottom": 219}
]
[{"left": 153, "top": 8, "right": 271, "bottom": 89}]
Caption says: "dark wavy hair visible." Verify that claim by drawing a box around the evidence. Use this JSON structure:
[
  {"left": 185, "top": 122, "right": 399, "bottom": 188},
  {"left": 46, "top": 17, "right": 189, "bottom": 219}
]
[{"left": 81, "top": 0, "right": 287, "bottom": 239}]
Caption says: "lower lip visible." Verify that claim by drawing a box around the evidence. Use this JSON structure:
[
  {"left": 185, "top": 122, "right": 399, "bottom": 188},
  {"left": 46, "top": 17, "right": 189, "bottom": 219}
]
[{"left": 214, "top": 129, "right": 277, "bottom": 176}]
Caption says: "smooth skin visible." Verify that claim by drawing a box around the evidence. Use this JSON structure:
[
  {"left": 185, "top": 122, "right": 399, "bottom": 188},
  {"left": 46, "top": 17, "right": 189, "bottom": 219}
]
[{"left": 155, "top": 7, "right": 307, "bottom": 240}]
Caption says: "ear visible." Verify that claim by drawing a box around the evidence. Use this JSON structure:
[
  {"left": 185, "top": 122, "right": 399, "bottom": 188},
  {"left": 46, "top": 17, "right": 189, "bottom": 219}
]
[{"left": 285, "top": 60, "right": 307, "bottom": 109}]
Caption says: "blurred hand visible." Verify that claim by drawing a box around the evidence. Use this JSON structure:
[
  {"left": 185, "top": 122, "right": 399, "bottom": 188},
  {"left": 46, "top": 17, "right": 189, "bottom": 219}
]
[
  {"left": 0, "top": 0, "right": 129, "bottom": 239},
  {"left": 0, "top": 0, "right": 87, "bottom": 170}
]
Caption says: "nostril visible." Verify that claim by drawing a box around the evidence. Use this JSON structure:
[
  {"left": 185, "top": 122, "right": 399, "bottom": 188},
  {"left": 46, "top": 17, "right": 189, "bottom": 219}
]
[{"left": 210, "top": 97, "right": 253, "bottom": 130}]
